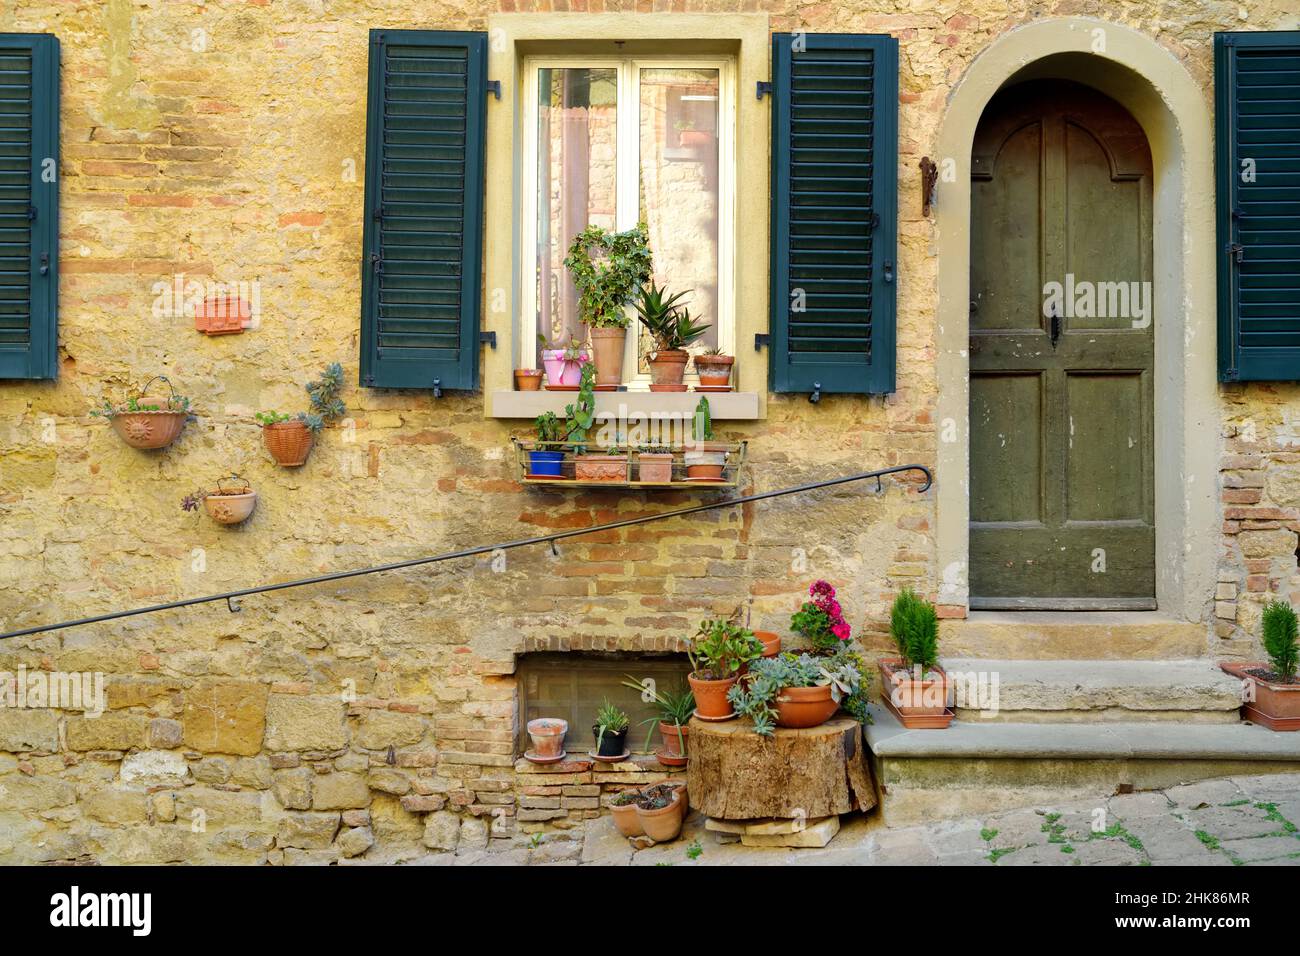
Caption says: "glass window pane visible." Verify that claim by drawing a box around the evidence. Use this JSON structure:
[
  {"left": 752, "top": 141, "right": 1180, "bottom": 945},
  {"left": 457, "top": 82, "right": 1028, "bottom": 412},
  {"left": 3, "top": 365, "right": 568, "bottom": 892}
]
[
  {"left": 638, "top": 67, "right": 721, "bottom": 369},
  {"left": 535, "top": 67, "right": 619, "bottom": 365}
]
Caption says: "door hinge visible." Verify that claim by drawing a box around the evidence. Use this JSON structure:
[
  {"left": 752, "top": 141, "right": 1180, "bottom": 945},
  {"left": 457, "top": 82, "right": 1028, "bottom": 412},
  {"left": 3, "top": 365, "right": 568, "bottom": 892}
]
[
  {"left": 480, "top": 330, "right": 497, "bottom": 350},
  {"left": 486, "top": 79, "right": 501, "bottom": 101},
  {"left": 754, "top": 333, "right": 771, "bottom": 351},
  {"left": 756, "top": 80, "right": 773, "bottom": 100}
]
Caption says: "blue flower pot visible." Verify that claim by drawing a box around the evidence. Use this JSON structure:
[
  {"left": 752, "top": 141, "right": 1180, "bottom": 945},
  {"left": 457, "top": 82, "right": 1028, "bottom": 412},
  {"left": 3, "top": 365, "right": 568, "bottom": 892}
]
[{"left": 529, "top": 450, "right": 565, "bottom": 477}]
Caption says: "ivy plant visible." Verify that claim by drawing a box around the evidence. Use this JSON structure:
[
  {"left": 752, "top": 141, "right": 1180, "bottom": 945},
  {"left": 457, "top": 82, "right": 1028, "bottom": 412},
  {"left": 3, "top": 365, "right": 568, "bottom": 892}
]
[{"left": 563, "top": 223, "right": 653, "bottom": 329}]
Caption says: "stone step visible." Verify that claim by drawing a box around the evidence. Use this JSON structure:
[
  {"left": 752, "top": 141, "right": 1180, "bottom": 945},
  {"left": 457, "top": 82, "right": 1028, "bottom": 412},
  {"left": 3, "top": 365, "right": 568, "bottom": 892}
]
[
  {"left": 941, "top": 611, "right": 1208, "bottom": 660},
  {"left": 865, "top": 702, "right": 1300, "bottom": 827},
  {"left": 939, "top": 658, "right": 1244, "bottom": 723}
]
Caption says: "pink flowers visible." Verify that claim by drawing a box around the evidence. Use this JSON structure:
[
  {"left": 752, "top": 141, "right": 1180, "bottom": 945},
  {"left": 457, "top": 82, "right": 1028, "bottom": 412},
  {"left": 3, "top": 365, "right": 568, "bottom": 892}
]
[{"left": 791, "top": 580, "right": 852, "bottom": 651}]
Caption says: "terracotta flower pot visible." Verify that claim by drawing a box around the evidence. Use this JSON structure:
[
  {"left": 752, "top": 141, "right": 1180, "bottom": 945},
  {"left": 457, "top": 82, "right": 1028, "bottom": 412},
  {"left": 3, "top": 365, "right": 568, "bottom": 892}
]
[
  {"left": 574, "top": 454, "right": 628, "bottom": 482},
  {"left": 526, "top": 717, "right": 568, "bottom": 757},
  {"left": 634, "top": 784, "right": 686, "bottom": 842},
  {"left": 203, "top": 491, "right": 257, "bottom": 526},
  {"left": 879, "top": 657, "right": 952, "bottom": 717},
  {"left": 774, "top": 684, "right": 839, "bottom": 729},
  {"left": 685, "top": 442, "right": 729, "bottom": 480},
  {"left": 588, "top": 327, "right": 626, "bottom": 387},
  {"left": 658, "top": 721, "right": 689, "bottom": 766},
  {"left": 679, "top": 129, "right": 711, "bottom": 148},
  {"left": 754, "top": 630, "right": 781, "bottom": 658},
  {"left": 648, "top": 350, "right": 689, "bottom": 391},
  {"left": 610, "top": 798, "right": 644, "bottom": 837},
  {"left": 694, "top": 354, "right": 734, "bottom": 388},
  {"left": 688, "top": 672, "right": 737, "bottom": 720},
  {"left": 637, "top": 452, "right": 674, "bottom": 483},
  {"left": 514, "top": 368, "right": 543, "bottom": 391},
  {"left": 262, "top": 420, "right": 315, "bottom": 467},
  {"left": 109, "top": 409, "right": 189, "bottom": 450},
  {"left": 1220, "top": 662, "right": 1300, "bottom": 731}
]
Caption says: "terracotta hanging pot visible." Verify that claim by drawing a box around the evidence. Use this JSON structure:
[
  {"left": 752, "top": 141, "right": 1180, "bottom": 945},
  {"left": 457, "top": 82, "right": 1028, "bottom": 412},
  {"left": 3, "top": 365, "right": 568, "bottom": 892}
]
[
  {"left": 110, "top": 407, "right": 189, "bottom": 450},
  {"left": 588, "top": 327, "right": 626, "bottom": 386},
  {"left": 263, "top": 419, "right": 315, "bottom": 467},
  {"left": 688, "top": 672, "right": 737, "bottom": 720},
  {"left": 202, "top": 475, "right": 258, "bottom": 526},
  {"left": 648, "top": 350, "right": 689, "bottom": 391}
]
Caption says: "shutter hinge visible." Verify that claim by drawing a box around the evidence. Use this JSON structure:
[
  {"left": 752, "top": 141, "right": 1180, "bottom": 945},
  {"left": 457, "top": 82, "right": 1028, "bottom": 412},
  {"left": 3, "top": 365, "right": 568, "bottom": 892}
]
[
  {"left": 364, "top": 373, "right": 375, "bottom": 387},
  {"left": 756, "top": 80, "right": 773, "bottom": 100},
  {"left": 480, "top": 330, "right": 497, "bottom": 350},
  {"left": 809, "top": 382, "right": 822, "bottom": 405},
  {"left": 432, "top": 378, "right": 443, "bottom": 399},
  {"left": 883, "top": 260, "right": 895, "bottom": 284},
  {"left": 754, "top": 333, "right": 770, "bottom": 351},
  {"left": 371, "top": 253, "right": 381, "bottom": 274},
  {"left": 486, "top": 80, "right": 501, "bottom": 101},
  {"left": 39, "top": 252, "right": 48, "bottom": 276},
  {"left": 27, "top": 205, "right": 36, "bottom": 222},
  {"left": 373, "top": 205, "right": 383, "bottom": 222},
  {"left": 1227, "top": 242, "right": 1245, "bottom": 263}
]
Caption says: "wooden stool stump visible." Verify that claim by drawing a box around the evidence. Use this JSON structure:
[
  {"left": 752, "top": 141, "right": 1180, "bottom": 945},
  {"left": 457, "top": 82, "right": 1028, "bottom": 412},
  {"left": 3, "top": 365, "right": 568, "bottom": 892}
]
[{"left": 686, "top": 716, "right": 877, "bottom": 821}]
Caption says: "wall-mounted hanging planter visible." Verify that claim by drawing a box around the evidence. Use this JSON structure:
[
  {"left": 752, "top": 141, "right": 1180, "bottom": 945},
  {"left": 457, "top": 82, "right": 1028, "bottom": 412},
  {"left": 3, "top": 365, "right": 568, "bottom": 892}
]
[
  {"left": 92, "top": 376, "right": 194, "bottom": 450},
  {"left": 182, "top": 474, "right": 257, "bottom": 526},
  {"left": 194, "top": 295, "right": 252, "bottom": 335},
  {"left": 255, "top": 363, "right": 347, "bottom": 468}
]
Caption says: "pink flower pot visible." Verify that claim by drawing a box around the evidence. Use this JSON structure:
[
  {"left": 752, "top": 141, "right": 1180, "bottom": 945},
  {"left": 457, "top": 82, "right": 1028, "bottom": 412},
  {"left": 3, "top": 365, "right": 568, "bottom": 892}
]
[{"left": 541, "top": 350, "right": 585, "bottom": 387}]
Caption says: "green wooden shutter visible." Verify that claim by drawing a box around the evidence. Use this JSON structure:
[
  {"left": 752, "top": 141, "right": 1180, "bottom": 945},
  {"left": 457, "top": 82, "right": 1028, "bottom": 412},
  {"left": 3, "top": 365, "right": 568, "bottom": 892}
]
[
  {"left": 769, "top": 33, "right": 897, "bottom": 396},
  {"left": 1215, "top": 31, "right": 1300, "bottom": 382},
  {"left": 360, "top": 30, "right": 486, "bottom": 392},
  {"left": 0, "top": 35, "right": 57, "bottom": 381}
]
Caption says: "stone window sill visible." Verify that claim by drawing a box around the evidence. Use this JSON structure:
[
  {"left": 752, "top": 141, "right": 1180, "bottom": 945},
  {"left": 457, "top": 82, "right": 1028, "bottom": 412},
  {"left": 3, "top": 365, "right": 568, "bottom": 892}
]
[{"left": 489, "top": 390, "right": 761, "bottom": 420}]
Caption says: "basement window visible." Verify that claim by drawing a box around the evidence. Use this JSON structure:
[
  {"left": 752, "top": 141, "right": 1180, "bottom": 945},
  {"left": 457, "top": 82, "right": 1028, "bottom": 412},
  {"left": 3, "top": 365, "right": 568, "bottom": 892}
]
[{"left": 516, "top": 652, "right": 690, "bottom": 754}]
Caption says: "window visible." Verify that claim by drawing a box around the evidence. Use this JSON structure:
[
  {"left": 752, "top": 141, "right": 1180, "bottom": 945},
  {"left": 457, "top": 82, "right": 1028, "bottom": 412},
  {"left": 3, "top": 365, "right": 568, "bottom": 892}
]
[{"left": 521, "top": 56, "right": 735, "bottom": 386}]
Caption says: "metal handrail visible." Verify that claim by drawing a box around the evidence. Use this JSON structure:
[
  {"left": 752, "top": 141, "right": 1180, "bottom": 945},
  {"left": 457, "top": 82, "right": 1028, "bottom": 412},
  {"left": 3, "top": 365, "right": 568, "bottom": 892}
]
[{"left": 0, "top": 463, "right": 932, "bottom": 641}]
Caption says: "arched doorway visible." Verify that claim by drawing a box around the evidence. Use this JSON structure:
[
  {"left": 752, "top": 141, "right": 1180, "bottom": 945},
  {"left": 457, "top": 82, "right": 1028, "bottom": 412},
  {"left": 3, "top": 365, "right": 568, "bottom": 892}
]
[{"left": 968, "top": 80, "right": 1155, "bottom": 609}]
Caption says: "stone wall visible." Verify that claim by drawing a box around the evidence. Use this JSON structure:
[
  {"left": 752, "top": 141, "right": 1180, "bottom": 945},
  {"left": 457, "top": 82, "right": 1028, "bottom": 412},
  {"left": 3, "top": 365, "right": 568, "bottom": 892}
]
[{"left": 0, "top": 1, "right": 1296, "bottom": 863}]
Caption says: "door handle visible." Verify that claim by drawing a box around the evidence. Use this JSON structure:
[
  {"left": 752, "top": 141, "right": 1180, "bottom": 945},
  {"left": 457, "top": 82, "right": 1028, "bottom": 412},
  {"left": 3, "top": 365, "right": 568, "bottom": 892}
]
[{"left": 1048, "top": 303, "right": 1062, "bottom": 349}]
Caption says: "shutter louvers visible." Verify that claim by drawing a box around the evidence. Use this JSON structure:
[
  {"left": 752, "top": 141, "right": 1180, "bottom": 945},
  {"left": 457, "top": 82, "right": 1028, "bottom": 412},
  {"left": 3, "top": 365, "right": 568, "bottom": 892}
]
[
  {"left": 1216, "top": 31, "right": 1300, "bottom": 382},
  {"left": 361, "top": 30, "right": 486, "bottom": 391},
  {"left": 770, "top": 33, "right": 897, "bottom": 395},
  {"left": 0, "top": 34, "right": 57, "bottom": 381}
]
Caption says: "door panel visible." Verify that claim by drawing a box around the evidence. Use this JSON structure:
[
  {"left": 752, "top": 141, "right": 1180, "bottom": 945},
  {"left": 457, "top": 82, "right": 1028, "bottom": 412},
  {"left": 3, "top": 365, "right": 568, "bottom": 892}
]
[{"left": 969, "top": 81, "right": 1155, "bottom": 608}]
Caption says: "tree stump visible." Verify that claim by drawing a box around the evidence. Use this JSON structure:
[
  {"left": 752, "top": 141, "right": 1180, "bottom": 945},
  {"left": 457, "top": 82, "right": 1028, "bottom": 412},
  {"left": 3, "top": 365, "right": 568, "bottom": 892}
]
[{"left": 687, "top": 717, "right": 877, "bottom": 820}]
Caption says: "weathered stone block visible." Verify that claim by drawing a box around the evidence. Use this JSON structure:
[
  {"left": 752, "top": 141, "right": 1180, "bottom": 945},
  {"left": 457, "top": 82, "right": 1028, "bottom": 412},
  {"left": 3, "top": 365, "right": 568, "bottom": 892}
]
[
  {"left": 337, "top": 826, "right": 374, "bottom": 858},
  {"left": 264, "top": 695, "right": 347, "bottom": 752},
  {"left": 65, "top": 712, "right": 146, "bottom": 751},
  {"left": 422, "top": 810, "right": 460, "bottom": 851},
  {"left": 121, "top": 750, "right": 188, "bottom": 786},
  {"left": 367, "top": 768, "right": 411, "bottom": 795},
  {"left": 83, "top": 788, "right": 149, "bottom": 824},
  {"left": 357, "top": 710, "right": 427, "bottom": 750},
  {"left": 272, "top": 767, "right": 314, "bottom": 810},
  {"left": 0, "top": 710, "right": 58, "bottom": 751},
  {"left": 182, "top": 681, "right": 269, "bottom": 756},
  {"left": 312, "top": 773, "right": 371, "bottom": 810},
  {"left": 277, "top": 812, "right": 341, "bottom": 849},
  {"left": 147, "top": 717, "right": 183, "bottom": 749}
]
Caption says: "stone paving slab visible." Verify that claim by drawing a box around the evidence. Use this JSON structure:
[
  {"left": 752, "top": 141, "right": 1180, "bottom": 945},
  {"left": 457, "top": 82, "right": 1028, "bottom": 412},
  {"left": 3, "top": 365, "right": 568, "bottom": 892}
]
[{"left": 414, "top": 772, "right": 1300, "bottom": 867}]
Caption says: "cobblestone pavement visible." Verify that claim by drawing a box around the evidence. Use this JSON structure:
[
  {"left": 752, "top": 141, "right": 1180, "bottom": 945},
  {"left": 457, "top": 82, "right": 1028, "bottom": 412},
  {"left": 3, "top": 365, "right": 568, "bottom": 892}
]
[{"left": 388, "top": 772, "right": 1300, "bottom": 866}]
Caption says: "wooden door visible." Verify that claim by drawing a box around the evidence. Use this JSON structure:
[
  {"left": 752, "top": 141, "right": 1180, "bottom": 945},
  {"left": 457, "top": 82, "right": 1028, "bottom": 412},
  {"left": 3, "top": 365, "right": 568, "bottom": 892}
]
[{"left": 969, "top": 81, "right": 1155, "bottom": 609}]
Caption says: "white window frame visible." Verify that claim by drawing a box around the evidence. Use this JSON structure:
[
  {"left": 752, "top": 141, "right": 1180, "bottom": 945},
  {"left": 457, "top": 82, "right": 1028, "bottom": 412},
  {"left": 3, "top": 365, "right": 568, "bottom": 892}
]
[{"left": 519, "top": 54, "right": 737, "bottom": 387}]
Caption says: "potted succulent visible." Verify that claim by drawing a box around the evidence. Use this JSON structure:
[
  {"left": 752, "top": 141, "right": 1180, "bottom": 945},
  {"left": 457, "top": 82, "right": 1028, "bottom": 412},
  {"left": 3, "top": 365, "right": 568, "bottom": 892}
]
[
  {"left": 791, "top": 580, "right": 853, "bottom": 654},
  {"left": 728, "top": 649, "right": 866, "bottom": 736},
  {"left": 1221, "top": 600, "right": 1300, "bottom": 731},
  {"left": 686, "top": 617, "right": 763, "bottom": 720},
  {"left": 256, "top": 363, "right": 347, "bottom": 467},
  {"left": 694, "top": 348, "right": 734, "bottom": 389},
  {"left": 634, "top": 280, "right": 710, "bottom": 392},
  {"left": 610, "top": 790, "right": 644, "bottom": 838},
  {"left": 563, "top": 223, "right": 652, "bottom": 387},
  {"left": 880, "top": 588, "right": 953, "bottom": 728},
  {"left": 514, "top": 368, "right": 543, "bottom": 391},
  {"left": 528, "top": 411, "right": 567, "bottom": 478},
  {"left": 592, "top": 698, "right": 630, "bottom": 760},
  {"left": 634, "top": 782, "right": 687, "bottom": 842},
  {"left": 635, "top": 444, "right": 674, "bottom": 483},
  {"left": 524, "top": 717, "right": 568, "bottom": 762},
  {"left": 684, "top": 397, "right": 728, "bottom": 480},
  {"left": 622, "top": 676, "right": 694, "bottom": 767},
  {"left": 92, "top": 376, "right": 194, "bottom": 450},
  {"left": 538, "top": 334, "right": 587, "bottom": 388},
  {"left": 181, "top": 474, "right": 257, "bottom": 526},
  {"left": 566, "top": 362, "right": 627, "bottom": 482}
]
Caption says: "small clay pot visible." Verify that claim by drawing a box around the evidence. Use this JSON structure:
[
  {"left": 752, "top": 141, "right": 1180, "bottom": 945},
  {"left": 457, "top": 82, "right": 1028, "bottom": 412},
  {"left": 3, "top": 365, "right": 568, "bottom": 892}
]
[
  {"left": 635, "top": 784, "right": 686, "bottom": 842},
  {"left": 658, "top": 721, "right": 689, "bottom": 766},
  {"left": 694, "top": 354, "right": 734, "bottom": 388},
  {"left": 637, "top": 452, "right": 674, "bottom": 483},
  {"left": 684, "top": 442, "right": 729, "bottom": 480},
  {"left": 588, "top": 327, "right": 626, "bottom": 387},
  {"left": 109, "top": 409, "right": 189, "bottom": 450},
  {"left": 774, "top": 684, "right": 839, "bottom": 729},
  {"left": 648, "top": 350, "right": 689, "bottom": 391},
  {"left": 879, "top": 658, "right": 952, "bottom": 717},
  {"left": 610, "top": 798, "right": 644, "bottom": 837},
  {"left": 526, "top": 717, "right": 568, "bottom": 757},
  {"left": 688, "top": 672, "right": 737, "bottom": 720},
  {"left": 514, "top": 368, "right": 543, "bottom": 391},
  {"left": 754, "top": 630, "right": 781, "bottom": 658},
  {"left": 203, "top": 491, "right": 257, "bottom": 526},
  {"left": 263, "top": 420, "right": 314, "bottom": 467},
  {"left": 574, "top": 454, "right": 628, "bottom": 482}
]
